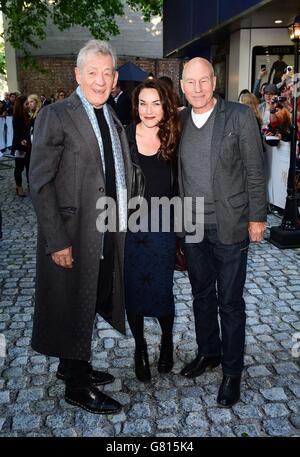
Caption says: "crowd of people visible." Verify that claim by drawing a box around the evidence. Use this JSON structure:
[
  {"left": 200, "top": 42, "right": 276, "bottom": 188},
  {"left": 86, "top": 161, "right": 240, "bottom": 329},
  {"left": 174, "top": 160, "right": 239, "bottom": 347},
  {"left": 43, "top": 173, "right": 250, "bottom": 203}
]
[
  {"left": 239, "top": 64, "right": 300, "bottom": 151},
  {"left": 0, "top": 90, "right": 67, "bottom": 197}
]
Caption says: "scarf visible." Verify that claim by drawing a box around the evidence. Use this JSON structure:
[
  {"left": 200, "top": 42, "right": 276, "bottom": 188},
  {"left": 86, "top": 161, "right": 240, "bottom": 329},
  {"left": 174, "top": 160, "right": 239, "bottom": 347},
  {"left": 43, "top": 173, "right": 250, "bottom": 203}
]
[{"left": 76, "top": 86, "right": 127, "bottom": 232}]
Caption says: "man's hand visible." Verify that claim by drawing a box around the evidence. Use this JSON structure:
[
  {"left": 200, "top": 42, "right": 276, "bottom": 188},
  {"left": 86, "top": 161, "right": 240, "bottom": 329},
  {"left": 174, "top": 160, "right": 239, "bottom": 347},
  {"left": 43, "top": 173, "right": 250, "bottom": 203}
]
[
  {"left": 51, "top": 246, "right": 73, "bottom": 268},
  {"left": 258, "top": 68, "right": 268, "bottom": 79},
  {"left": 248, "top": 222, "right": 266, "bottom": 242}
]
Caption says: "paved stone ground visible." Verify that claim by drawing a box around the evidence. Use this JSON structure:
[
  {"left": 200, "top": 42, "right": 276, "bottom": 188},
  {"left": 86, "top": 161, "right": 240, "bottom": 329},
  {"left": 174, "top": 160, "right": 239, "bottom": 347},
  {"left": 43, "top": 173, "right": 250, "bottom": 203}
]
[{"left": 0, "top": 165, "right": 300, "bottom": 437}]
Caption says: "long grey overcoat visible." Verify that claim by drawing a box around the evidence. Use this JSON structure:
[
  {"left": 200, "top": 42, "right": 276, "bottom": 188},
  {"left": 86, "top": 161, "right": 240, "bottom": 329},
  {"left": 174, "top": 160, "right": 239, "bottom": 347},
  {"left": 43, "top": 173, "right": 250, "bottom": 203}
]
[{"left": 29, "top": 91, "right": 132, "bottom": 361}]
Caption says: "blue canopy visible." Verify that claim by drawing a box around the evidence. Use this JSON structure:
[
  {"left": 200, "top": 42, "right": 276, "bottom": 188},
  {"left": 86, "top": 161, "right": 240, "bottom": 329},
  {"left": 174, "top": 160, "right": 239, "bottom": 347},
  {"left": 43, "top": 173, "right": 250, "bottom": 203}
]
[{"left": 117, "top": 62, "right": 148, "bottom": 81}]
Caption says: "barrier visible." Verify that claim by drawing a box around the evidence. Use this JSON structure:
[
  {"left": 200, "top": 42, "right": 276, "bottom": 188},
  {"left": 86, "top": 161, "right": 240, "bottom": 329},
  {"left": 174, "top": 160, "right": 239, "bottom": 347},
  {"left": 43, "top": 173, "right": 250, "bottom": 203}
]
[
  {"left": 0, "top": 116, "right": 14, "bottom": 178},
  {"left": 0, "top": 116, "right": 13, "bottom": 151},
  {"left": 265, "top": 141, "right": 291, "bottom": 209}
]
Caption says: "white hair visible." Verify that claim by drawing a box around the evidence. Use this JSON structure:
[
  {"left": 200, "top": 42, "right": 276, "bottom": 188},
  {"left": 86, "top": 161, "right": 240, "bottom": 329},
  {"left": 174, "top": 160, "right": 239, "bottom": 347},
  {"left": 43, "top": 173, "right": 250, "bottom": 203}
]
[{"left": 77, "top": 39, "right": 117, "bottom": 69}]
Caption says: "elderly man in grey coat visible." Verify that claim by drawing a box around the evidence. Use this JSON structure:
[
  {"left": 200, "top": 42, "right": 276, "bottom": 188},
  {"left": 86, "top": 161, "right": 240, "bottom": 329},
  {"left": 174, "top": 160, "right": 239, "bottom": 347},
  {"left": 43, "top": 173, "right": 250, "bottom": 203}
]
[
  {"left": 29, "top": 40, "right": 132, "bottom": 414},
  {"left": 178, "top": 58, "right": 267, "bottom": 408}
]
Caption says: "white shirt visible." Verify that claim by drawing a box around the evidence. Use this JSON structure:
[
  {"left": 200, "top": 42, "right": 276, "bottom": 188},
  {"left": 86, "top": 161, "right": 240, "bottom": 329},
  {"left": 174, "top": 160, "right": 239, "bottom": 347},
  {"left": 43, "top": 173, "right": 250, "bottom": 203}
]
[{"left": 191, "top": 107, "right": 215, "bottom": 129}]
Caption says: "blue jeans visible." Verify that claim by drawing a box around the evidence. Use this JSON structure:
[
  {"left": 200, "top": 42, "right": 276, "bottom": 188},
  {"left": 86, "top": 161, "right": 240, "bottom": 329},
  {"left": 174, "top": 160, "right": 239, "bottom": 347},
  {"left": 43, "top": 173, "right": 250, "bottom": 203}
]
[{"left": 183, "top": 225, "right": 249, "bottom": 376}]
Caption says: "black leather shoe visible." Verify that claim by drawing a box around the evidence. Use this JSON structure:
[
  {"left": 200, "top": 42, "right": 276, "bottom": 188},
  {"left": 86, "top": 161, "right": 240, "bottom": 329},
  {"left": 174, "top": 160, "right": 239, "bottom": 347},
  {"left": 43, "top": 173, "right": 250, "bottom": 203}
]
[
  {"left": 217, "top": 375, "right": 241, "bottom": 408},
  {"left": 158, "top": 338, "right": 173, "bottom": 374},
  {"left": 65, "top": 384, "right": 122, "bottom": 415},
  {"left": 180, "top": 354, "right": 221, "bottom": 378},
  {"left": 57, "top": 367, "right": 115, "bottom": 386},
  {"left": 135, "top": 340, "right": 151, "bottom": 382}
]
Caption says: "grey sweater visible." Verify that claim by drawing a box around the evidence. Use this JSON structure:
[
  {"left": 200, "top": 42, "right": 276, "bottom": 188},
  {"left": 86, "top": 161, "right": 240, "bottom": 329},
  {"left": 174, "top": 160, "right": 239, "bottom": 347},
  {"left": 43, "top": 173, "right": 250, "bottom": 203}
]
[{"left": 181, "top": 107, "right": 217, "bottom": 224}]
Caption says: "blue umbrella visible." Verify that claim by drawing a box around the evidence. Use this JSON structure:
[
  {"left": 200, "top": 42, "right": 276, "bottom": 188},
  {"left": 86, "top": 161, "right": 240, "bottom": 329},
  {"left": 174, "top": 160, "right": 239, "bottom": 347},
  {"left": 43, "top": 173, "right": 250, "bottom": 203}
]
[{"left": 117, "top": 62, "right": 148, "bottom": 81}]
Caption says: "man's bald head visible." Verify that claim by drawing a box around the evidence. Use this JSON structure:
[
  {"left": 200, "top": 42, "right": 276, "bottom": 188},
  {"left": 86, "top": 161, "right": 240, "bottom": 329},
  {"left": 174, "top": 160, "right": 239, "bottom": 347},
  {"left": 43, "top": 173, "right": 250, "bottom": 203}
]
[
  {"left": 182, "top": 57, "right": 214, "bottom": 81},
  {"left": 180, "top": 57, "right": 217, "bottom": 114}
]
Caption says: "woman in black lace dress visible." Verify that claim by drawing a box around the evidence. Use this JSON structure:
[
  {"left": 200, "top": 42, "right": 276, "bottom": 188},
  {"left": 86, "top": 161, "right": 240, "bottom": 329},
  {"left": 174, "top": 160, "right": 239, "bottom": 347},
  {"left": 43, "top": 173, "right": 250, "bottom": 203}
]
[{"left": 125, "top": 78, "right": 180, "bottom": 382}]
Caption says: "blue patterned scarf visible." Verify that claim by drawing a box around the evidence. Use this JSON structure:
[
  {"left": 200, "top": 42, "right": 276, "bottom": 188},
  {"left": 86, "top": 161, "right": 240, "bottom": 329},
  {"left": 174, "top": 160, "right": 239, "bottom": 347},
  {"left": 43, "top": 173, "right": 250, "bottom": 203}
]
[{"left": 76, "top": 86, "right": 127, "bottom": 231}]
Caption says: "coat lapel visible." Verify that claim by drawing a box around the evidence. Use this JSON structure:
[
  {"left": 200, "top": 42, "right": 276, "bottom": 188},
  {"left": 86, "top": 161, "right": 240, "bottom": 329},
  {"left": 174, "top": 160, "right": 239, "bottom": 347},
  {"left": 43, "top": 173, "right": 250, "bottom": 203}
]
[
  {"left": 178, "top": 107, "right": 192, "bottom": 196},
  {"left": 210, "top": 97, "right": 226, "bottom": 183},
  {"left": 66, "top": 92, "right": 105, "bottom": 178}
]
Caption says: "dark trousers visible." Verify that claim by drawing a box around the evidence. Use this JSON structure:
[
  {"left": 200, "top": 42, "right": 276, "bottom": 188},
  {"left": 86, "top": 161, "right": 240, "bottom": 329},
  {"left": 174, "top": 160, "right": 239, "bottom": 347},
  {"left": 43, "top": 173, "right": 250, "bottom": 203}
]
[
  {"left": 58, "top": 358, "right": 90, "bottom": 388},
  {"left": 14, "top": 152, "right": 30, "bottom": 187},
  {"left": 183, "top": 225, "right": 248, "bottom": 376},
  {"left": 59, "top": 233, "right": 115, "bottom": 388}
]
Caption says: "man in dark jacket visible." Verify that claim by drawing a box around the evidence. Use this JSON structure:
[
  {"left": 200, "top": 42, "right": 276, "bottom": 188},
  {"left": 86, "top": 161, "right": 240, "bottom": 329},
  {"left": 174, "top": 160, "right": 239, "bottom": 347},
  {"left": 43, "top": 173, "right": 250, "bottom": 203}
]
[
  {"left": 111, "top": 81, "right": 132, "bottom": 126},
  {"left": 178, "top": 57, "right": 267, "bottom": 407},
  {"left": 29, "top": 40, "right": 132, "bottom": 415}
]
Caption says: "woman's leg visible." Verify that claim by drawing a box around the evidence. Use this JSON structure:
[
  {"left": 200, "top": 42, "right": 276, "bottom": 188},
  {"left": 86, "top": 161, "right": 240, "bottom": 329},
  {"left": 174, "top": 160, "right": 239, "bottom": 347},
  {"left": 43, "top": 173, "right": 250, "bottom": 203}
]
[
  {"left": 127, "top": 312, "right": 151, "bottom": 382},
  {"left": 14, "top": 158, "right": 26, "bottom": 196},
  {"left": 126, "top": 312, "right": 144, "bottom": 348},
  {"left": 14, "top": 158, "right": 25, "bottom": 187},
  {"left": 157, "top": 313, "right": 175, "bottom": 373}
]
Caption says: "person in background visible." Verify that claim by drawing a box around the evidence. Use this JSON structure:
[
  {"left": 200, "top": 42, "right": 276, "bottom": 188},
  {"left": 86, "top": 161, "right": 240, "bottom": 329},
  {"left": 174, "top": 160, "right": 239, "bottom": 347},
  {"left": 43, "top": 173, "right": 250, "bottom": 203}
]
[
  {"left": 3, "top": 92, "right": 11, "bottom": 114},
  {"left": 55, "top": 89, "right": 67, "bottom": 102},
  {"left": 111, "top": 81, "right": 132, "bottom": 126},
  {"left": 28, "top": 94, "right": 42, "bottom": 134},
  {"left": 267, "top": 100, "right": 292, "bottom": 142},
  {"left": 279, "top": 78, "right": 294, "bottom": 112},
  {"left": 268, "top": 55, "right": 288, "bottom": 85},
  {"left": 239, "top": 92, "right": 263, "bottom": 130},
  {"left": 4, "top": 92, "right": 16, "bottom": 116},
  {"left": 253, "top": 67, "right": 268, "bottom": 101},
  {"left": 159, "top": 75, "right": 183, "bottom": 109},
  {"left": 259, "top": 84, "right": 278, "bottom": 134},
  {"left": 40, "top": 94, "right": 51, "bottom": 108},
  {"left": 26, "top": 94, "right": 42, "bottom": 186},
  {"left": 12, "top": 95, "right": 31, "bottom": 197},
  {"left": 237, "top": 89, "right": 250, "bottom": 102},
  {"left": 0, "top": 100, "right": 8, "bottom": 116}
]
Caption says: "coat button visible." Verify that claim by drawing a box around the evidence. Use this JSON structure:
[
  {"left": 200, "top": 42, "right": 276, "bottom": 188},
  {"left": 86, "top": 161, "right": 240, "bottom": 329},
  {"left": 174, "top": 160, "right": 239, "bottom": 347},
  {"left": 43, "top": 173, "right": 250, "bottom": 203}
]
[{"left": 99, "top": 187, "right": 104, "bottom": 192}]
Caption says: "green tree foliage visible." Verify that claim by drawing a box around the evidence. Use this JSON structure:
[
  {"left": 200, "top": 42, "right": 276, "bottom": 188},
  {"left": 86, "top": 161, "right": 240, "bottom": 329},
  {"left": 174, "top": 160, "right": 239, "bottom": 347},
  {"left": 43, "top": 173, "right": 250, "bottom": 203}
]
[
  {"left": 0, "top": 0, "right": 162, "bottom": 66},
  {"left": 0, "top": 42, "right": 6, "bottom": 75}
]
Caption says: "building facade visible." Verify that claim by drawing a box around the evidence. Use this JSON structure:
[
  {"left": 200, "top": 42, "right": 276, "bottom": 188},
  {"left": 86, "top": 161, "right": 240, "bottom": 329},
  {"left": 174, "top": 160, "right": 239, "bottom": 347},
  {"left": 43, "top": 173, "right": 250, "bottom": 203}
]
[
  {"left": 164, "top": 0, "right": 300, "bottom": 101},
  {"left": 3, "top": 4, "right": 182, "bottom": 96}
]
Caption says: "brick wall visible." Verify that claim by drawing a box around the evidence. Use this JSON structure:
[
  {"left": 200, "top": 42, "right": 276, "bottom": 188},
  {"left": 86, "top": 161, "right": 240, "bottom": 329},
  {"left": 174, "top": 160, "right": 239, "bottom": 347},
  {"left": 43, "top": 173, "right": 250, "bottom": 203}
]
[{"left": 17, "top": 55, "right": 183, "bottom": 98}]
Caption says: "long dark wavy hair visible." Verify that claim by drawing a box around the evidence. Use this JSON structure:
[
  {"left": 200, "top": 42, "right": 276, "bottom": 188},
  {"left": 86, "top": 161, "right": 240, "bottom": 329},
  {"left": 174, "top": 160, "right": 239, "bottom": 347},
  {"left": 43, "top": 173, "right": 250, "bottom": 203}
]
[{"left": 132, "top": 78, "right": 181, "bottom": 161}]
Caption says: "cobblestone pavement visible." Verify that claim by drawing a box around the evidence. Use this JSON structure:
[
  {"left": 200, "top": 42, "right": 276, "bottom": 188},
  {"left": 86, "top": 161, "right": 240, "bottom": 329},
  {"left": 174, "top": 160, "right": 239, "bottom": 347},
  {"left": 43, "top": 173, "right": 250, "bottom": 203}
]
[{"left": 0, "top": 166, "right": 300, "bottom": 437}]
